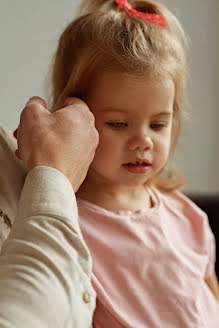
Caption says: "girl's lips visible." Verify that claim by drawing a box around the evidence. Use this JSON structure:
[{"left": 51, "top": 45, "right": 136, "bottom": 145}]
[
  {"left": 124, "top": 159, "right": 152, "bottom": 166},
  {"left": 122, "top": 164, "right": 151, "bottom": 174}
]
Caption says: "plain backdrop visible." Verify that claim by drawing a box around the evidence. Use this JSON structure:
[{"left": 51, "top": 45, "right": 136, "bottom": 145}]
[{"left": 0, "top": 0, "right": 218, "bottom": 195}]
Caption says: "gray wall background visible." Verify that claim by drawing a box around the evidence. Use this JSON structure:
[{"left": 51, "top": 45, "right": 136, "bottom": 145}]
[{"left": 0, "top": 0, "right": 218, "bottom": 195}]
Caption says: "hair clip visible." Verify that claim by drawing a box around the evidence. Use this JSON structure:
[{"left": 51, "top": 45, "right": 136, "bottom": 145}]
[{"left": 114, "top": 0, "right": 167, "bottom": 27}]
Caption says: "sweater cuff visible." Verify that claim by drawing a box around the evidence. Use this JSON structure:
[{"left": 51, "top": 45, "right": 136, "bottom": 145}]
[{"left": 18, "top": 166, "right": 78, "bottom": 228}]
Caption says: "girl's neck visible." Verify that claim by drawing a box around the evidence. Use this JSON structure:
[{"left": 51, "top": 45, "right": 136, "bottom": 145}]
[{"left": 76, "top": 179, "right": 152, "bottom": 212}]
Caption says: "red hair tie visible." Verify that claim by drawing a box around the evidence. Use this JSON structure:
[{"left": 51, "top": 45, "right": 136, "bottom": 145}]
[{"left": 114, "top": 0, "right": 167, "bottom": 27}]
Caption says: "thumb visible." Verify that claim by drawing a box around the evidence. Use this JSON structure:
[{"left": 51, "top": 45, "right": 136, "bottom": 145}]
[
  {"left": 26, "top": 96, "right": 48, "bottom": 110},
  {"left": 23, "top": 96, "right": 52, "bottom": 119}
]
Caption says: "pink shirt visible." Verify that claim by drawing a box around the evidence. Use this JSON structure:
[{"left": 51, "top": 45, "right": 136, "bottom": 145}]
[{"left": 77, "top": 187, "right": 219, "bottom": 327}]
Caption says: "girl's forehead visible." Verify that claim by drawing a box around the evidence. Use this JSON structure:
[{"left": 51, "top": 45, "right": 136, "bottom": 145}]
[
  {"left": 86, "top": 70, "right": 175, "bottom": 114},
  {"left": 88, "top": 69, "right": 174, "bottom": 93}
]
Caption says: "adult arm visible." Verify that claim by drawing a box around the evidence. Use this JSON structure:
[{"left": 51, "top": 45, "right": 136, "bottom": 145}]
[
  {"left": 0, "top": 97, "right": 99, "bottom": 327},
  {"left": 0, "top": 166, "right": 97, "bottom": 328}
]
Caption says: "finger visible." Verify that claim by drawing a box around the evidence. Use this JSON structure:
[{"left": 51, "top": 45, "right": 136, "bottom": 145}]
[
  {"left": 15, "top": 149, "right": 22, "bottom": 160},
  {"left": 23, "top": 96, "right": 51, "bottom": 119},
  {"left": 59, "top": 97, "right": 88, "bottom": 110},
  {"left": 13, "top": 129, "right": 17, "bottom": 139},
  {"left": 58, "top": 98, "right": 93, "bottom": 120},
  {"left": 26, "top": 96, "right": 47, "bottom": 109}
]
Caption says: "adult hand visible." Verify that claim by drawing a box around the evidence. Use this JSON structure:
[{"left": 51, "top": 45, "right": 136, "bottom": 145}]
[{"left": 13, "top": 97, "right": 99, "bottom": 192}]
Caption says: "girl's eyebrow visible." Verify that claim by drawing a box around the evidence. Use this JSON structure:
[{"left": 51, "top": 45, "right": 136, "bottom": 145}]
[
  {"left": 151, "top": 112, "right": 172, "bottom": 117},
  {"left": 99, "top": 107, "right": 172, "bottom": 117},
  {"left": 99, "top": 107, "right": 128, "bottom": 113}
]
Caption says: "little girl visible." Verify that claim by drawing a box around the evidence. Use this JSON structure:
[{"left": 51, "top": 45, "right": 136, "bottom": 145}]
[
  {"left": 1, "top": 0, "right": 218, "bottom": 327},
  {"left": 45, "top": 0, "right": 219, "bottom": 326}
]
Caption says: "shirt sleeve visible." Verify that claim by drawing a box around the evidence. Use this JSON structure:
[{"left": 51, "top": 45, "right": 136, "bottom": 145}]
[
  {"left": 0, "top": 166, "right": 96, "bottom": 328},
  {"left": 204, "top": 216, "right": 217, "bottom": 279}
]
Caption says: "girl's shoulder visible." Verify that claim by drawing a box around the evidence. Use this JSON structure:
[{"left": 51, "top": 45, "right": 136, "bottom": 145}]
[
  {"left": 0, "top": 124, "right": 26, "bottom": 249},
  {"left": 153, "top": 187, "right": 216, "bottom": 280},
  {"left": 153, "top": 186, "right": 215, "bottom": 247},
  {"left": 153, "top": 186, "right": 208, "bottom": 220}
]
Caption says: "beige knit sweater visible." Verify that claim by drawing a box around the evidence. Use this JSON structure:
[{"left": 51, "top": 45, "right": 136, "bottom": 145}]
[{"left": 0, "top": 124, "right": 96, "bottom": 327}]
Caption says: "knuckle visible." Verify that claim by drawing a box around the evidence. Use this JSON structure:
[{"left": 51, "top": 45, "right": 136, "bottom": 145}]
[
  {"left": 74, "top": 101, "right": 92, "bottom": 118},
  {"left": 27, "top": 96, "right": 47, "bottom": 107},
  {"left": 63, "top": 97, "right": 80, "bottom": 107},
  {"left": 61, "top": 99, "right": 94, "bottom": 122},
  {"left": 87, "top": 109, "right": 95, "bottom": 122},
  {"left": 21, "top": 104, "right": 41, "bottom": 120},
  {"left": 93, "top": 129, "right": 99, "bottom": 146},
  {"left": 26, "top": 103, "right": 40, "bottom": 113},
  {"left": 81, "top": 108, "right": 95, "bottom": 126}
]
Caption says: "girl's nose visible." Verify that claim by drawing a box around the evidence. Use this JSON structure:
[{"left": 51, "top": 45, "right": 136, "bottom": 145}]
[{"left": 128, "top": 133, "right": 153, "bottom": 151}]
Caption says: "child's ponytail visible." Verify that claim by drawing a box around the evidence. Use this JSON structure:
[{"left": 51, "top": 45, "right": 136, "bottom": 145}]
[
  {"left": 78, "top": 0, "right": 114, "bottom": 13},
  {"left": 79, "top": 0, "right": 166, "bottom": 19}
]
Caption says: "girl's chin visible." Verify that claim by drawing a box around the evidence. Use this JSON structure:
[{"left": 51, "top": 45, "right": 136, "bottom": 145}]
[
  {"left": 113, "top": 177, "right": 150, "bottom": 187},
  {"left": 87, "top": 168, "right": 152, "bottom": 187}
]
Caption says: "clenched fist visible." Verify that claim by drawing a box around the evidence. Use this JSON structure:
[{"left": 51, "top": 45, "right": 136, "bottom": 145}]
[{"left": 13, "top": 97, "right": 99, "bottom": 192}]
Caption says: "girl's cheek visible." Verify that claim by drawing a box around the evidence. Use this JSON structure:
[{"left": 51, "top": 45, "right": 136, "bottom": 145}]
[{"left": 95, "top": 135, "right": 113, "bottom": 153}]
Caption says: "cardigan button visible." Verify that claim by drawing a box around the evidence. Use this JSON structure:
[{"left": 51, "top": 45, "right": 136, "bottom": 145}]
[{"left": 83, "top": 291, "right": 91, "bottom": 303}]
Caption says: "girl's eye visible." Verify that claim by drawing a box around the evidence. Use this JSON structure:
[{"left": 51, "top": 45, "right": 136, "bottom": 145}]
[
  {"left": 150, "top": 123, "right": 166, "bottom": 131},
  {"left": 107, "top": 122, "right": 128, "bottom": 129}
]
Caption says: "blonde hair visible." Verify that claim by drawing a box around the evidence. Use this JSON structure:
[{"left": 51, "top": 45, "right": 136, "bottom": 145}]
[{"left": 47, "top": 0, "right": 190, "bottom": 192}]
